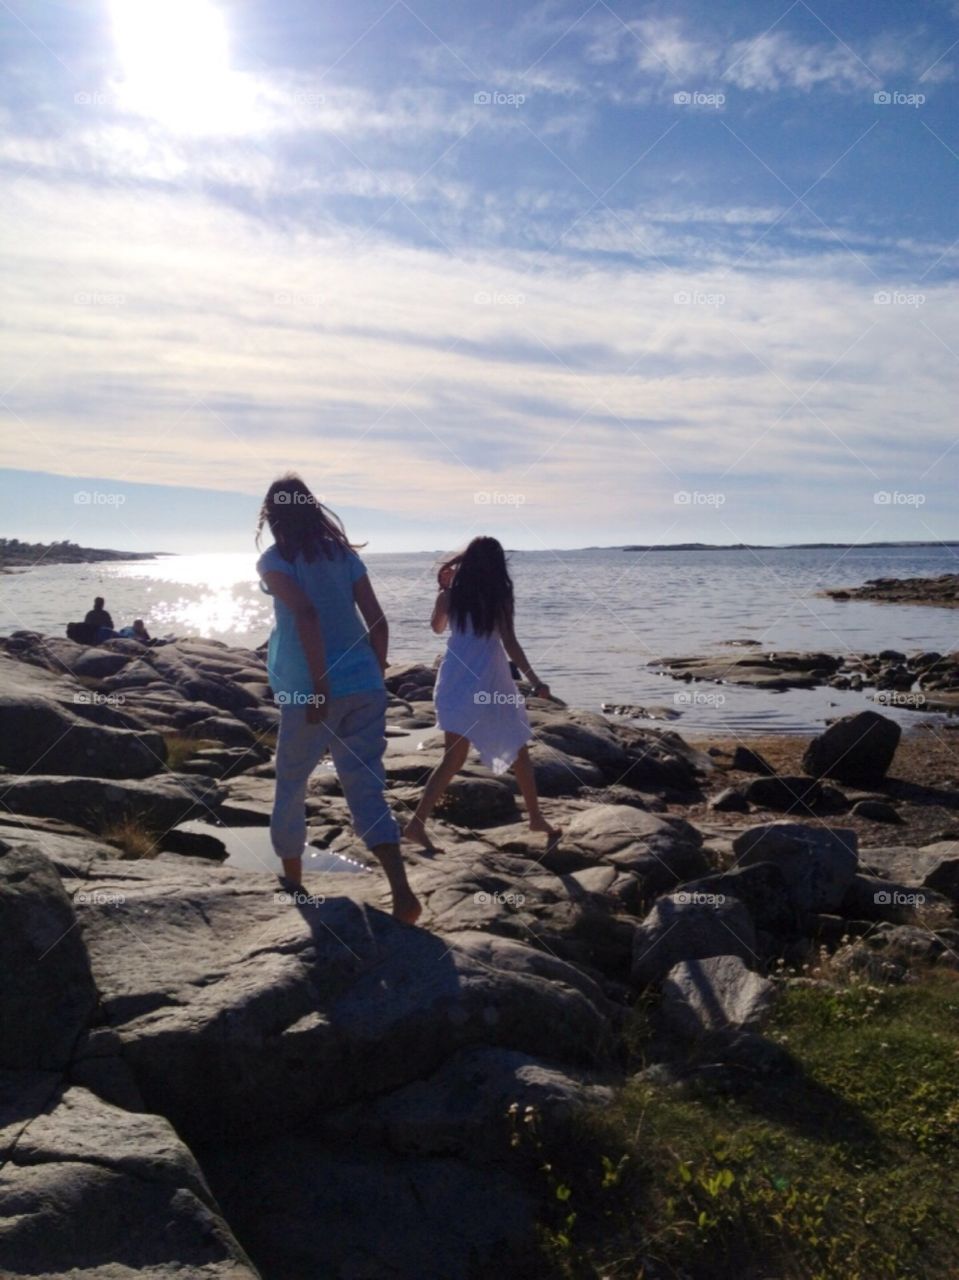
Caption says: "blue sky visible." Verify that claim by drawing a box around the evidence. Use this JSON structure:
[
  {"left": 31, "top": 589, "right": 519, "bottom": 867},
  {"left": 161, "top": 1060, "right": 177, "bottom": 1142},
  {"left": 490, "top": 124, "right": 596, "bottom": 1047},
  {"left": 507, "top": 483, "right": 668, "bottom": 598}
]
[{"left": 1, "top": 0, "right": 957, "bottom": 552}]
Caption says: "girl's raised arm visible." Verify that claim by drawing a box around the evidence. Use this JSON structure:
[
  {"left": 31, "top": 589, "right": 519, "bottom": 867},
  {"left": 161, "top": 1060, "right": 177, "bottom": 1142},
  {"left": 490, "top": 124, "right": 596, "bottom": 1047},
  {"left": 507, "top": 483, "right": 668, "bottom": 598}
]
[{"left": 431, "top": 587, "right": 451, "bottom": 635}]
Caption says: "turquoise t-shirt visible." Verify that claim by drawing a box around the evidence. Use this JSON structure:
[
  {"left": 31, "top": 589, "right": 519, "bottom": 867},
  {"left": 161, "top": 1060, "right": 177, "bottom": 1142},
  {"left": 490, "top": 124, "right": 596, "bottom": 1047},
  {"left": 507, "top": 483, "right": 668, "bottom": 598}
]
[{"left": 256, "top": 543, "right": 383, "bottom": 701}]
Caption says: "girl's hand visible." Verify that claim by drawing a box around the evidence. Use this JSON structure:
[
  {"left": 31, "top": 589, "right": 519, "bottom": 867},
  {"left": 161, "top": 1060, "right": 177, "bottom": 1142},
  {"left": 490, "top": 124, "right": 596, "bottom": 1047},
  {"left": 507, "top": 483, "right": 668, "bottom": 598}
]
[
  {"left": 531, "top": 682, "right": 551, "bottom": 699},
  {"left": 307, "top": 680, "right": 330, "bottom": 723},
  {"left": 437, "top": 565, "right": 454, "bottom": 589}
]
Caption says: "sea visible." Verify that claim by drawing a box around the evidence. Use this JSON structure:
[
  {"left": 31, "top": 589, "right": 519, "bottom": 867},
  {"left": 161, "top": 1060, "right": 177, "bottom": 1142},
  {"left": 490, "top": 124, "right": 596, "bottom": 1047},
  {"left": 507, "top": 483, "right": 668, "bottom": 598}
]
[{"left": 3, "top": 545, "right": 958, "bottom": 737}]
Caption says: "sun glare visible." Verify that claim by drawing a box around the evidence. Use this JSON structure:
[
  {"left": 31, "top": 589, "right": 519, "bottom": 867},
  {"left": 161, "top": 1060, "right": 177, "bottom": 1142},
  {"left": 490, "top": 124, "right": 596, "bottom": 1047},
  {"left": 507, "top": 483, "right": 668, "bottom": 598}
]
[{"left": 110, "top": 0, "right": 257, "bottom": 134}]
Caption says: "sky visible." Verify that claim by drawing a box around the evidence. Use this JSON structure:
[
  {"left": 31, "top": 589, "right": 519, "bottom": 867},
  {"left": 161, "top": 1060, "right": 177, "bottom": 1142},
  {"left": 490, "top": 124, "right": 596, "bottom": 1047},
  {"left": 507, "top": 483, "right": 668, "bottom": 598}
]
[{"left": 0, "top": 0, "right": 957, "bottom": 554}]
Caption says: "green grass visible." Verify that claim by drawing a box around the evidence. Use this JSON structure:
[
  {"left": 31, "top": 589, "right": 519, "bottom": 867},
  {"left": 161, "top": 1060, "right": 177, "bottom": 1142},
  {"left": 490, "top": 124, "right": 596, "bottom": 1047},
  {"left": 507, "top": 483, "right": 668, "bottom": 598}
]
[{"left": 522, "top": 969, "right": 959, "bottom": 1280}]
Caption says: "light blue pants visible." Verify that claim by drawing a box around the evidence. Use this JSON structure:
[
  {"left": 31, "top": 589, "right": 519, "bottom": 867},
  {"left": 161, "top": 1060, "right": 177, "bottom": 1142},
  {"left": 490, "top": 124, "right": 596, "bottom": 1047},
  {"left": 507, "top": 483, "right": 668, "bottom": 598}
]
[{"left": 270, "top": 688, "right": 400, "bottom": 859}]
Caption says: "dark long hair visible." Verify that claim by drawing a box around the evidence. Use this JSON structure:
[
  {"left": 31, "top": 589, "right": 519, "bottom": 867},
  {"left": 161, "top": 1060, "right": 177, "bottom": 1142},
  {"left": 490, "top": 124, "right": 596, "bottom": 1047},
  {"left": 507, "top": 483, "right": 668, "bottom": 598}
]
[
  {"left": 440, "top": 536, "right": 514, "bottom": 637},
  {"left": 255, "top": 473, "right": 365, "bottom": 563}
]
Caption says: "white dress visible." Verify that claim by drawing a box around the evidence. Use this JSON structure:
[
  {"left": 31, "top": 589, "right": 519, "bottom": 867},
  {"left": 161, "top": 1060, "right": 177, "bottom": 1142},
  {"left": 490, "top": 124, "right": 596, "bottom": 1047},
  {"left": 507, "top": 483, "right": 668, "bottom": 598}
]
[{"left": 433, "top": 619, "right": 533, "bottom": 774}]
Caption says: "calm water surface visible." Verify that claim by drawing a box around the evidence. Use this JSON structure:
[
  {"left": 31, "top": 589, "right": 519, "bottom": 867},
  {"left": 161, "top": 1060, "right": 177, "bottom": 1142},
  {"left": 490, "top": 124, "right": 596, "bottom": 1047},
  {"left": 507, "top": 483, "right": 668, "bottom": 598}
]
[{"left": 3, "top": 546, "right": 958, "bottom": 735}]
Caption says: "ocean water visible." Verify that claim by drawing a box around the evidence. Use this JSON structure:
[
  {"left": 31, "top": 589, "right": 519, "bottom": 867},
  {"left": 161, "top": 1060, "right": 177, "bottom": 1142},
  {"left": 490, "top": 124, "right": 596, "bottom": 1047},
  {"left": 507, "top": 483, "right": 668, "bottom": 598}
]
[{"left": 3, "top": 545, "right": 958, "bottom": 735}]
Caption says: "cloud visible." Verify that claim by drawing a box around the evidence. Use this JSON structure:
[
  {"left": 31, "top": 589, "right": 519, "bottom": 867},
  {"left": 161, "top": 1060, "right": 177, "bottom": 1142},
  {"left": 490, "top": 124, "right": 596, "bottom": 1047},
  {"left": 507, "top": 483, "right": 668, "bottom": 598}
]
[{"left": 1, "top": 172, "right": 956, "bottom": 540}]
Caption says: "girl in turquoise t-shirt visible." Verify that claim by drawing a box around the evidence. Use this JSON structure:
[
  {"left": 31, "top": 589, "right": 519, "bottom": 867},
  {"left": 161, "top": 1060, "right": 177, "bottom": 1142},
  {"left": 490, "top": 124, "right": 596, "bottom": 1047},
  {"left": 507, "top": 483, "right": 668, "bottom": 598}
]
[{"left": 256, "top": 472, "right": 420, "bottom": 925}]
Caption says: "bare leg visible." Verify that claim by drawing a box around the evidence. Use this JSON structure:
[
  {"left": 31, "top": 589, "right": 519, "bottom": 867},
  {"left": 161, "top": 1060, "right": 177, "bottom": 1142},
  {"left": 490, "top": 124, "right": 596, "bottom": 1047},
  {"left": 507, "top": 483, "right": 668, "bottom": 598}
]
[
  {"left": 404, "top": 733, "right": 470, "bottom": 849},
  {"left": 281, "top": 856, "right": 303, "bottom": 886},
  {"left": 372, "top": 842, "right": 422, "bottom": 924},
  {"left": 512, "top": 745, "right": 561, "bottom": 839}
]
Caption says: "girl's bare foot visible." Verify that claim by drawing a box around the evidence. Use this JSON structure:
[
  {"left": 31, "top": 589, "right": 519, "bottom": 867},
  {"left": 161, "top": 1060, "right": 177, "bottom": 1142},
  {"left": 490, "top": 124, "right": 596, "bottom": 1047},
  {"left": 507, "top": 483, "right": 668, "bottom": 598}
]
[
  {"left": 403, "top": 818, "right": 438, "bottom": 853},
  {"left": 392, "top": 887, "right": 423, "bottom": 925},
  {"left": 529, "top": 816, "right": 562, "bottom": 842}
]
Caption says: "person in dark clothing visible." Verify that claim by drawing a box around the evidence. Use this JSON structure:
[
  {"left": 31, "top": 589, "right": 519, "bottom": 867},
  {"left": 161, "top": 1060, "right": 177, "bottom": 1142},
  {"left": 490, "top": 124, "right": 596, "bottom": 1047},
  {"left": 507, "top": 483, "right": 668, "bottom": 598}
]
[{"left": 84, "top": 597, "right": 114, "bottom": 629}]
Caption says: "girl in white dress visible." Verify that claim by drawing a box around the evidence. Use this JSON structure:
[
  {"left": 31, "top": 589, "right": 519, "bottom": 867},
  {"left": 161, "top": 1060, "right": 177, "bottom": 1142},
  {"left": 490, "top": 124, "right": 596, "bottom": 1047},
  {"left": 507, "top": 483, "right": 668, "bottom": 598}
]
[{"left": 403, "top": 536, "right": 560, "bottom": 851}]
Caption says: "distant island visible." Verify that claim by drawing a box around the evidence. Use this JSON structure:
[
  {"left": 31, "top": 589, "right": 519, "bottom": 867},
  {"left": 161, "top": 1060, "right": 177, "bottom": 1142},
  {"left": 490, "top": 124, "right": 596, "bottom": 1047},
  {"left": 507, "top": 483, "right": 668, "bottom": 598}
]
[
  {"left": 0, "top": 538, "right": 169, "bottom": 570},
  {"left": 621, "top": 541, "right": 959, "bottom": 552}
]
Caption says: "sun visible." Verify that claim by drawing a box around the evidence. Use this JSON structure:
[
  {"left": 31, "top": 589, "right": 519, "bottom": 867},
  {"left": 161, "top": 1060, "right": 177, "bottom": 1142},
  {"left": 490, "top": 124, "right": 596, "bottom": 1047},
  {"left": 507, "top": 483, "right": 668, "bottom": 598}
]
[{"left": 110, "top": 0, "right": 256, "bottom": 134}]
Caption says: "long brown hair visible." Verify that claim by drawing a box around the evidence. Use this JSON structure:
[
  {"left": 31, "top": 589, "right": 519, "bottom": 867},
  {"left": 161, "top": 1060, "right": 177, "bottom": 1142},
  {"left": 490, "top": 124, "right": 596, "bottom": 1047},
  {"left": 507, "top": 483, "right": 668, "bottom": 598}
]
[
  {"left": 439, "top": 536, "right": 514, "bottom": 637},
  {"left": 255, "top": 473, "right": 365, "bottom": 563}
]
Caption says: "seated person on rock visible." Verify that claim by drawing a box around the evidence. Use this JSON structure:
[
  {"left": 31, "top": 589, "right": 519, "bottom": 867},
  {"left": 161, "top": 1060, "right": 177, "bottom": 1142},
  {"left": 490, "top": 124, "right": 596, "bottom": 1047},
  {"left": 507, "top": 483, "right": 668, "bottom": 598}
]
[{"left": 84, "top": 596, "right": 117, "bottom": 643}]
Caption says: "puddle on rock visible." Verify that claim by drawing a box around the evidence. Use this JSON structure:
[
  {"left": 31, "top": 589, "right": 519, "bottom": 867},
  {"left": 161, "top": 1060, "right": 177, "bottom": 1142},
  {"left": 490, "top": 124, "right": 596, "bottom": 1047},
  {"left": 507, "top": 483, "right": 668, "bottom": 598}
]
[{"left": 174, "top": 820, "right": 373, "bottom": 875}]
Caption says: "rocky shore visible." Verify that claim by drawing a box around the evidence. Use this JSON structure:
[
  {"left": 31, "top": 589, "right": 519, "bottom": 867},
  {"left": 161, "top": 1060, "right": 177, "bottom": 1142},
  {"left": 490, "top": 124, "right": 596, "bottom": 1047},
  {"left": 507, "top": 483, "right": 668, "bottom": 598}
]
[
  {"left": 2, "top": 631, "right": 958, "bottom": 1278},
  {"left": 650, "top": 645, "right": 959, "bottom": 712},
  {"left": 824, "top": 572, "right": 959, "bottom": 608}
]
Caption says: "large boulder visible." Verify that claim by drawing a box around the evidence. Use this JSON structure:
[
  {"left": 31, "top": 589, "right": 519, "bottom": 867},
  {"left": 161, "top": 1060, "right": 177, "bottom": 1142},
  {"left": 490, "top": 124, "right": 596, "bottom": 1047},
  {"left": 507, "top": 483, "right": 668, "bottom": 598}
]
[
  {"left": 661, "top": 955, "right": 775, "bottom": 1038},
  {"left": 743, "top": 774, "right": 824, "bottom": 813},
  {"left": 0, "top": 1082, "right": 260, "bottom": 1278},
  {"left": 0, "top": 845, "right": 98, "bottom": 1070},
  {"left": 733, "top": 823, "right": 858, "bottom": 913},
  {"left": 0, "top": 654, "right": 166, "bottom": 779},
  {"left": 532, "top": 711, "right": 630, "bottom": 774},
  {"left": 435, "top": 775, "right": 520, "bottom": 826},
  {"left": 802, "top": 711, "right": 901, "bottom": 786},
  {"left": 565, "top": 805, "right": 710, "bottom": 894},
  {"left": 631, "top": 893, "right": 757, "bottom": 987},
  {"left": 527, "top": 741, "right": 606, "bottom": 795},
  {"left": 676, "top": 861, "right": 797, "bottom": 936}
]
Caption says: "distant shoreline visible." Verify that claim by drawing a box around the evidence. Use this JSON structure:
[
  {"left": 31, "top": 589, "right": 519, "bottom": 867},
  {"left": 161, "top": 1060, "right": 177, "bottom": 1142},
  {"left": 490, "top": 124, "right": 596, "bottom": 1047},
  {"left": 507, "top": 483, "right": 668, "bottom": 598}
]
[
  {"left": 0, "top": 539, "right": 170, "bottom": 571},
  {"left": 619, "top": 541, "right": 959, "bottom": 552}
]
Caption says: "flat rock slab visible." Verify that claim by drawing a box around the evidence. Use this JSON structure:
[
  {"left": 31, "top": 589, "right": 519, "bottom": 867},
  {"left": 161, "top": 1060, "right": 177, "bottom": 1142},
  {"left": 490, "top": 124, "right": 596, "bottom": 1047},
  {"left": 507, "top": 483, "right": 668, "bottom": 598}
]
[
  {"left": 860, "top": 842, "right": 959, "bottom": 902},
  {"left": 0, "top": 773, "right": 224, "bottom": 834},
  {"left": 71, "top": 858, "right": 613, "bottom": 1145},
  {"left": 203, "top": 1137, "right": 533, "bottom": 1280},
  {"left": 320, "top": 1045, "right": 613, "bottom": 1157}
]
